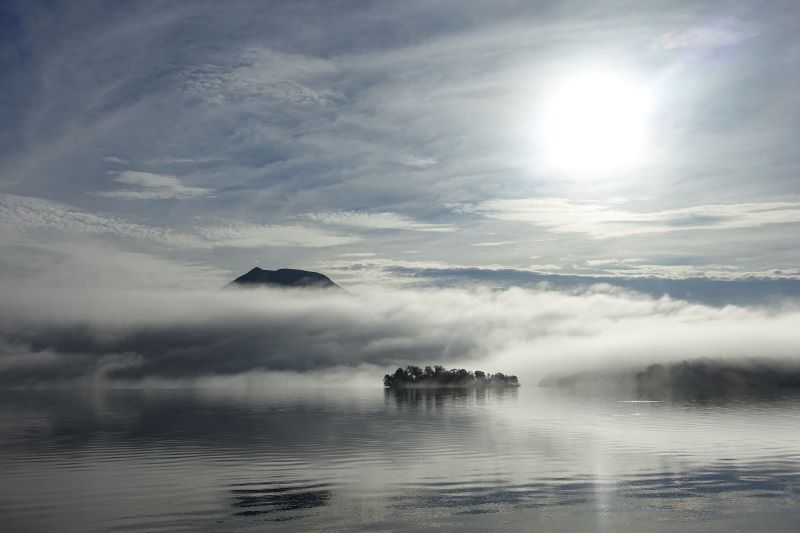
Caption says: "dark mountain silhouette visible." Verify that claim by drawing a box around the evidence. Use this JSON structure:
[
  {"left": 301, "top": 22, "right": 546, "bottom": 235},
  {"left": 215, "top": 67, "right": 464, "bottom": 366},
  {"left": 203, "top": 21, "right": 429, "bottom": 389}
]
[{"left": 228, "top": 268, "right": 340, "bottom": 289}]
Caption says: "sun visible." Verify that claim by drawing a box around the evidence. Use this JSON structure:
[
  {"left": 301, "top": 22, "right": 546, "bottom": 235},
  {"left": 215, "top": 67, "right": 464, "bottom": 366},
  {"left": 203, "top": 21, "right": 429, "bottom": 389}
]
[{"left": 542, "top": 71, "right": 651, "bottom": 174}]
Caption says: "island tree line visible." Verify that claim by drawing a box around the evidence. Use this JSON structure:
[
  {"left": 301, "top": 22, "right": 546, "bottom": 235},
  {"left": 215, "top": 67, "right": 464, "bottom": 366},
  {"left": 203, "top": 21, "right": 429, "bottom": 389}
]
[{"left": 383, "top": 365, "right": 520, "bottom": 389}]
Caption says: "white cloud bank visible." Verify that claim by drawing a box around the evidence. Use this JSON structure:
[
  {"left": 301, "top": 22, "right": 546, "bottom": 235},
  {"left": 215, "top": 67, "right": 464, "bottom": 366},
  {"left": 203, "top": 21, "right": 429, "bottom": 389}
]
[{"left": 0, "top": 282, "right": 798, "bottom": 387}]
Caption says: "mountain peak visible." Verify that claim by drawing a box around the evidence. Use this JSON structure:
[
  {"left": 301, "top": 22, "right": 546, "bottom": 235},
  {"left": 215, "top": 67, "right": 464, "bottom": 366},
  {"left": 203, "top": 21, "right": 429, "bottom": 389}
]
[{"left": 228, "top": 268, "right": 340, "bottom": 289}]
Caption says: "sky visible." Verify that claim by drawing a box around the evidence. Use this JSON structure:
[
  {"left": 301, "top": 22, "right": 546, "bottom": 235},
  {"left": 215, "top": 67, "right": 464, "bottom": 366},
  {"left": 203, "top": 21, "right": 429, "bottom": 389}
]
[
  {"left": 2, "top": 1, "right": 800, "bottom": 384},
  {"left": 1, "top": 0, "right": 799, "bottom": 292}
]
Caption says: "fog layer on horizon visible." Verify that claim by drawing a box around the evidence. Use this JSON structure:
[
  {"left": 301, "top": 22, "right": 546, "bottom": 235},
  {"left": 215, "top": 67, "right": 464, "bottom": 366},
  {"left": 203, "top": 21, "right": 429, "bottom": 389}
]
[{"left": 1, "top": 282, "right": 799, "bottom": 387}]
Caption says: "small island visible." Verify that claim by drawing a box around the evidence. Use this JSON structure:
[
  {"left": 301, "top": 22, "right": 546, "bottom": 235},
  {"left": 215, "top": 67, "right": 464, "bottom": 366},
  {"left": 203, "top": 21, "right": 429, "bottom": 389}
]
[{"left": 383, "top": 365, "right": 520, "bottom": 389}]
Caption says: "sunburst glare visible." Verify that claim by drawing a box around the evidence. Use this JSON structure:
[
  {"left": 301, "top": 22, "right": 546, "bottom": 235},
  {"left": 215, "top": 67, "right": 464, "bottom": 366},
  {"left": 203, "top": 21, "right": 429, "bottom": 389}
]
[{"left": 542, "top": 71, "right": 652, "bottom": 174}]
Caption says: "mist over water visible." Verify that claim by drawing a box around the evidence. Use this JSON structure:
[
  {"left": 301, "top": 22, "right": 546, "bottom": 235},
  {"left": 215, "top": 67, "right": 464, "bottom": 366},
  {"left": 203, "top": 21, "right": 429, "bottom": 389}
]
[
  {"left": 1, "top": 386, "right": 800, "bottom": 532},
  {"left": 2, "top": 278, "right": 800, "bottom": 532},
  {"left": 2, "top": 283, "right": 800, "bottom": 386}
]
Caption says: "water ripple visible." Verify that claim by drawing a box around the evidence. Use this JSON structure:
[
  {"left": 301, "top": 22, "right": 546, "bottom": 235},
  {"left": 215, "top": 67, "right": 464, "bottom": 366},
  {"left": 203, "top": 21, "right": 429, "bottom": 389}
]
[{"left": 1, "top": 388, "right": 800, "bottom": 531}]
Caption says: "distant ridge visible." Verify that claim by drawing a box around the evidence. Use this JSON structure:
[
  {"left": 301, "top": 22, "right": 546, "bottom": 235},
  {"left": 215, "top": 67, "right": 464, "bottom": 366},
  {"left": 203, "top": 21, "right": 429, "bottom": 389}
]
[{"left": 228, "top": 268, "right": 340, "bottom": 289}]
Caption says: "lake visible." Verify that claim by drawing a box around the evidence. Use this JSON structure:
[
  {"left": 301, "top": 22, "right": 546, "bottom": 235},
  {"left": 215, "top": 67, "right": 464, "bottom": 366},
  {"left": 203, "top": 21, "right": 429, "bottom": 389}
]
[{"left": 1, "top": 386, "right": 799, "bottom": 532}]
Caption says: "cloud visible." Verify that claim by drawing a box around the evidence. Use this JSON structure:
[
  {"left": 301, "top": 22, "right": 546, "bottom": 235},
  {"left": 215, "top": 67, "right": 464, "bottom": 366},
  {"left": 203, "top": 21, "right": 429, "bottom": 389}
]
[
  {"left": 0, "top": 193, "right": 359, "bottom": 250},
  {"left": 465, "top": 198, "right": 800, "bottom": 238},
  {"left": 0, "top": 283, "right": 799, "bottom": 386},
  {"left": 306, "top": 211, "right": 455, "bottom": 232},
  {"left": 528, "top": 264, "right": 562, "bottom": 271},
  {"left": 199, "top": 221, "right": 360, "bottom": 248},
  {"left": 182, "top": 47, "right": 338, "bottom": 105},
  {"left": 316, "top": 257, "right": 800, "bottom": 305},
  {"left": 337, "top": 252, "right": 378, "bottom": 258},
  {"left": 97, "top": 171, "right": 213, "bottom": 200},
  {"left": 397, "top": 155, "right": 438, "bottom": 168},
  {"left": 322, "top": 255, "right": 800, "bottom": 283},
  {"left": 2, "top": 1, "right": 800, "bottom": 336},
  {"left": 585, "top": 258, "right": 644, "bottom": 267},
  {"left": 471, "top": 241, "right": 516, "bottom": 247},
  {"left": 0, "top": 241, "right": 232, "bottom": 290},
  {"left": 0, "top": 193, "right": 204, "bottom": 247},
  {"left": 150, "top": 157, "right": 226, "bottom": 165},
  {"left": 100, "top": 156, "right": 129, "bottom": 165},
  {"left": 656, "top": 23, "right": 750, "bottom": 51},
  {"left": 3, "top": 2, "right": 799, "bottom": 285}
]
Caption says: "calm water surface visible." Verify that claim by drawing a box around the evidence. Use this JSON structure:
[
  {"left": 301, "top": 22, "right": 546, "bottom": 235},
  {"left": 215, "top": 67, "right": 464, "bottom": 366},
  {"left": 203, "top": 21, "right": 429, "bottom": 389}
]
[{"left": 1, "top": 387, "right": 799, "bottom": 532}]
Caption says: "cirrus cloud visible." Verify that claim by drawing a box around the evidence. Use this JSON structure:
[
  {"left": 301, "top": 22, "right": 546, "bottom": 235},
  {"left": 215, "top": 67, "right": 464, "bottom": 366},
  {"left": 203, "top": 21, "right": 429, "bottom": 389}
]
[
  {"left": 464, "top": 198, "right": 800, "bottom": 238},
  {"left": 0, "top": 193, "right": 358, "bottom": 249},
  {"left": 97, "top": 171, "right": 214, "bottom": 200},
  {"left": 306, "top": 210, "right": 455, "bottom": 232}
]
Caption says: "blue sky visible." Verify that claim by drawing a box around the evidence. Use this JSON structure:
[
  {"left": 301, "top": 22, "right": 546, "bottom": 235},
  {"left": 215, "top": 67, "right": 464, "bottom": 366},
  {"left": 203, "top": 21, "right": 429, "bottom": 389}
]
[{"left": 2, "top": 0, "right": 800, "bottom": 290}]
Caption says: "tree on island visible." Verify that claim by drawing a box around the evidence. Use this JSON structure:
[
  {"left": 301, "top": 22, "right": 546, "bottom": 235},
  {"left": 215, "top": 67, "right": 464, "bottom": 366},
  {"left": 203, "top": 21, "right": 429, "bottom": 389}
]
[{"left": 383, "top": 365, "right": 520, "bottom": 389}]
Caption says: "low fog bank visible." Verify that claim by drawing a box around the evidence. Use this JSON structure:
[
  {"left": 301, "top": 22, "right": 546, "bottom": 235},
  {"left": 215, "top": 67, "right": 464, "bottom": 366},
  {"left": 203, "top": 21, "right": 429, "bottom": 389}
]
[
  {"left": 0, "top": 282, "right": 799, "bottom": 387},
  {"left": 540, "top": 358, "right": 800, "bottom": 397}
]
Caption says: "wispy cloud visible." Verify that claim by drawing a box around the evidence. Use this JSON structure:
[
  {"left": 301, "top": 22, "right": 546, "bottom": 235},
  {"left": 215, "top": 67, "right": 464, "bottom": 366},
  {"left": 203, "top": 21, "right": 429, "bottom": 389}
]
[
  {"left": 585, "top": 258, "right": 645, "bottom": 267},
  {"left": 0, "top": 241, "right": 231, "bottom": 290},
  {"left": 3, "top": 1, "right": 800, "bottom": 288},
  {"left": 471, "top": 241, "right": 517, "bottom": 247},
  {"left": 528, "top": 264, "right": 562, "bottom": 271},
  {"left": 466, "top": 198, "right": 800, "bottom": 238},
  {"left": 337, "top": 252, "right": 378, "bottom": 258},
  {"left": 97, "top": 171, "right": 213, "bottom": 200},
  {"left": 656, "top": 22, "right": 751, "bottom": 51},
  {"left": 182, "top": 47, "right": 338, "bottom": 105},
  {"left": 0, "top": 193, "right": 204, "bottom": 247},
  {"left": 587, "top": 263, "right": 800, "bottom": 281},
  {"left": 306, "top": 211, "right": 455, "bottom": 232},
  {"left": 199, "top": 222, "right": 360, "bottom": 248},
  {"left": 397, "top": 155, "right": 438, "bottom": 168},
  {"left": 314, "top": 257, "right": 800, "bottom": 305},
  {"left": 0, "top": 194, "right": 358, "bottom": 249},
  {"left": 100, "top": 156, "right": 129, "bottom": 165}
]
